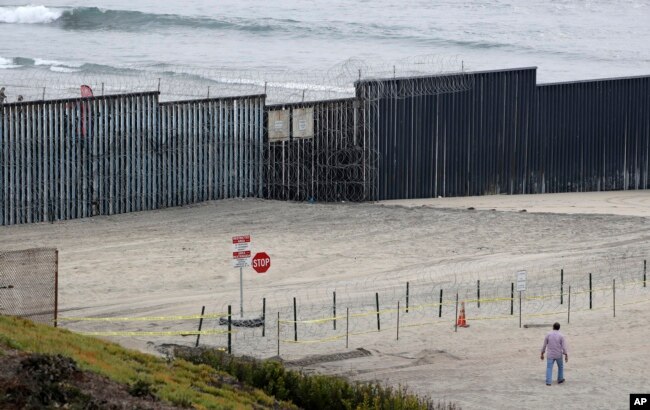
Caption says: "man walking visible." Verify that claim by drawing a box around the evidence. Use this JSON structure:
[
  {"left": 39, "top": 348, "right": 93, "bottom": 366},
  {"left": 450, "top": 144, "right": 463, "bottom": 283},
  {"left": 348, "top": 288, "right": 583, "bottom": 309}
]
[{"left": 540, "top": 322, "right": 568, "bottom": 386}]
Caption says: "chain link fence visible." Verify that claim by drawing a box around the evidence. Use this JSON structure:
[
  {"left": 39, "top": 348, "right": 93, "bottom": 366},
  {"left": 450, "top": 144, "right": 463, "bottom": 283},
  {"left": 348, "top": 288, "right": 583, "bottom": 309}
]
[{"left": 0, "top": 248, "right": 58, "bottom": 325}]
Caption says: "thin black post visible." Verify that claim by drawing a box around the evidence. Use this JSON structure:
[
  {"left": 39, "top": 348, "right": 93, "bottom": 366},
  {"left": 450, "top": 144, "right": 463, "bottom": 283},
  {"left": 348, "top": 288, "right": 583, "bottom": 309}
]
[
  {"left": 438, "top": 289, "right": 443, "bottom": 318},
  {"left": 644, "top": 260, "right": 647, "bottom": 288},
  {"left": 406, "top": 282, "right": 409, "bottom": 313},
  {"left": 346, "top": 307, "right": 349, "bottom": 348},
  {"left": 397, "top": 301, "right": 400, "bottom": 340},
  {"left": 589, "top": 273, "right": 593, "bottom": 310},
  {"left": 477, "top": 280, "right": 480, "bottom": 308},
  {"left": 277, "top": 312, "right": 280, "bottom": 356},
  {"left": 566, "top": 285, "right": 571, "bottom": 323},
  {"left": 333, "top": 291, "right": 337, "bottom": 330},
  {"left": 613, "top": 279, "right": 616, "bottom": 318},
  {"left": 519, "top": 291, "right": 522, "bottom": 328},
  {"left": 375, "top": 292, "right": 381, "bottom": 331},
  {"left": 262, "top": 298, "right": 266, "bottom": 337},
  {"left": 293, "top": 297, "right": 298, "bottom": 342},
  {"left": 227, "top": 305, "right": 232, "bottom": 354},
  {"left": 195, "top": 306, "right": 205, "bottom": 347},
  {"left": 560, "top": 269, "right": 564, "bottom": 305},
  {"left": 510, "top": 283, "right": 514, "bottom": 315},
  {"left": 54, "top": 250, "right": 59, "bottom": 328},
  {"left": 454, "top": 293, "right": 459, "bottom": 332}
]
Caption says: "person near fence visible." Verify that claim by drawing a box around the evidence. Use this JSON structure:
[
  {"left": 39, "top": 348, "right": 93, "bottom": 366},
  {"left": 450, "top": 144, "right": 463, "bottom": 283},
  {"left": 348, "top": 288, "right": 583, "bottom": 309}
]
[
  {"left": 540, "top": 322, "right": 568, "bottom": 385},
  {"left": 0, "top": 87, "right": 6, "bottom": 106}
]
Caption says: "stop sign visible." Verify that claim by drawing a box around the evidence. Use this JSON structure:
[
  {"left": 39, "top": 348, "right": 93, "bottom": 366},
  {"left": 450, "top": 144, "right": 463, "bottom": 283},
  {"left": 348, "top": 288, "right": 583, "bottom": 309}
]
[{"left": 252, "top": 252, "right": 271, "bottom": 273}]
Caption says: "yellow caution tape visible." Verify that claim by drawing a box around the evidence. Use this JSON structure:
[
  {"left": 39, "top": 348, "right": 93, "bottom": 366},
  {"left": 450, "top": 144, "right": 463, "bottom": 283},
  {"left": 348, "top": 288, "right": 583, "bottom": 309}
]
[
  {"left": 525, "top": 293, "right": 563, "bottom": 301},
  {"left": 466, "top": 315, "right": 514, "bottom": 321},
  {"left": 59, "top": 313, "right": 228, "bottom": 322},
  {"left": 278, "top": 316, "right": 342, "bottom": 325},
  {"left": 80, "top": 329, "right": 235, "bottom": 337},
  {"left": 618, "top": 298, "right": 650, "bottom": 307},
  {"left": 461, "top": 297, "right": 513, "bottom": 304},
  {"left": 621, "top": 280, "right": 647, "bottom": 286},
  {"left": 348, "top": 309, "right": 389, "bottom": 319}
]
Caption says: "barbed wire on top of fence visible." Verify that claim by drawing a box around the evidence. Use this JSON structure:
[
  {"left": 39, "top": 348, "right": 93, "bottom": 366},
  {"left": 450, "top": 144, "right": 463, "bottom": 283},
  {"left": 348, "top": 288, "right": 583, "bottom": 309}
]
[{"left": 0, "top": 55, "right": 469, "bottom": 104}]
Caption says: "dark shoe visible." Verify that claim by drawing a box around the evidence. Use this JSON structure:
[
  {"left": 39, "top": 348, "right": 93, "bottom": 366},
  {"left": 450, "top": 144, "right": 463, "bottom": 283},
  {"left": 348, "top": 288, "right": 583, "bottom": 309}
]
[
  {"left": 558, "top": 379, "right": 565, "bottom": 384},
  {"left": 546, "top": 383, "right": 552, "bottom": 386}
]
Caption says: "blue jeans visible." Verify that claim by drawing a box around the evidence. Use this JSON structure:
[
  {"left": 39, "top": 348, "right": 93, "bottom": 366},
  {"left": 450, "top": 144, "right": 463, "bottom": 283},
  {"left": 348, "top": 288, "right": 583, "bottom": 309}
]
[{"left": 546, "top": 358, "right": 564, "bottom": 384}]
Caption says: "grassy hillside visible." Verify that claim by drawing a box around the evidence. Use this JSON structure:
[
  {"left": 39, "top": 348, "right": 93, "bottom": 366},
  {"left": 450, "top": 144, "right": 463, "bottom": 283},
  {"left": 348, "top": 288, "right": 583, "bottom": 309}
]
[
  {"left": 0, "top": 315, "right": 291, "bottom": 409},
  {"left": 0, "top": 315, "right": 457, "bottom": 409}
]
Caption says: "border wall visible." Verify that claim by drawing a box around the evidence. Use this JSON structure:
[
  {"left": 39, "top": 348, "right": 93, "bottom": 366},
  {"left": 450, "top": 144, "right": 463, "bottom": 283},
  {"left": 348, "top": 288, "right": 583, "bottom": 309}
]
[
  {"left": 537, "top": 76, "right": 650, "bottom": 193},
  {"left": 1, "top": 68, "right": 650, "bottom": 225},
  {"left": 0, "top": 93, "right": 264, "bottom": 225},
  {"left": 1, "top": 92, "right": 158, "bottom": 224},
  {"left": 360, "top": 68, "right": 650, "bottom": 200},
  {"left": 159, "top": 95, "right": 265, "bottom": 206},
  {"left": 358, "top": 68, "right": 536, "bottom": 199},
  {"left": 264, "top": 98, "right": 374, "bottom": 202}
]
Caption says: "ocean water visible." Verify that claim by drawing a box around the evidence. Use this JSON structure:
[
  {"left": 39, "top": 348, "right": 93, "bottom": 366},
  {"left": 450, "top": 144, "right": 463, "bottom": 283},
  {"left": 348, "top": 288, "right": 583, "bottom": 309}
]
[{"left": 1, "top": 1, "right": 649, "bottom": 102}]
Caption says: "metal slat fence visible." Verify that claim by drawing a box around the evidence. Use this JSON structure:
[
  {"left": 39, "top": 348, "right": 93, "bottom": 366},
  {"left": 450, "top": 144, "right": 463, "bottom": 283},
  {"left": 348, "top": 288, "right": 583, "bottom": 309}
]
[
  {"left": 0, "top": 93, "right": 265, "bottom": 225},
  {"left": 159, "top": 96, "right": 264, "bottom": 206},
  {"left": 264, "top": 99, "right": 375, "bottom": 202},
  {"left": 537, "top": 76, "right": 650, "bottom": 192},
  {"left": 2, "top": 70, "right": 650, "bottom": 224},
  {"left": 357, "top": 68, "right": 537, "bottom": 200}
]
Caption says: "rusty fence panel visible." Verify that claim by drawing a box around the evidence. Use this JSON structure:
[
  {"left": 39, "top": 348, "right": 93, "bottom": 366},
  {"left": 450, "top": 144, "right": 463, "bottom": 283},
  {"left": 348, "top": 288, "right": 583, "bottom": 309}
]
[
  {"left": 0, "top": 93, "right": 265, "bottom": 226},
  {"left": 158, "top": 95, "right": 265, "bottom": 206},
  {"left": 0, "top": 92, "right": 160, "bottom": 224}
]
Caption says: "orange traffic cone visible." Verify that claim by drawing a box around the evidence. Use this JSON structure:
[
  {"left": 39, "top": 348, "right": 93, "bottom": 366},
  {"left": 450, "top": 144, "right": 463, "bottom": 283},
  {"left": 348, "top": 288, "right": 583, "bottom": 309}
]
[{"left": 457, "top": 302, "right": 470, "bottom": 328}]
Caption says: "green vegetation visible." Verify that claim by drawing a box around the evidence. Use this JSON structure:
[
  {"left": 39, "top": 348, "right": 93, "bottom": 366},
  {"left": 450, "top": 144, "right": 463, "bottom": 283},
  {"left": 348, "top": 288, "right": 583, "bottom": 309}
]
[
  {"left": 0, "top": 315, "right": 458, "bottom": 409},
  {"left": 0, "top": 315, "right": 290, "bottom": 409},
  {"left": 176, "top": 347, "right": 458, "bottom": 410}
]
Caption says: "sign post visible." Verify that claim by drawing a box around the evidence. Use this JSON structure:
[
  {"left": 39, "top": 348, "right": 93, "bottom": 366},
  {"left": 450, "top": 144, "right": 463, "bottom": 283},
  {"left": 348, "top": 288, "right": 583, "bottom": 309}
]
[
  {"left": 232, "top": 235, "right": 251, "bottom": 317},
  {"left": 516, "top": 270, "right": 527, "bottom": 328}
]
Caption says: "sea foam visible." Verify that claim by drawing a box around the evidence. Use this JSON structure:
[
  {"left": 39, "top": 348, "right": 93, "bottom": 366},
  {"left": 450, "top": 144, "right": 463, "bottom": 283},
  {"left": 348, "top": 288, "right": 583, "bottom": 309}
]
[
  {"left": 0, "top": 56, "right": 21, "bottom": 69},
  {"left": 0, "top": 5, "right": 62, "bottom": 24}
]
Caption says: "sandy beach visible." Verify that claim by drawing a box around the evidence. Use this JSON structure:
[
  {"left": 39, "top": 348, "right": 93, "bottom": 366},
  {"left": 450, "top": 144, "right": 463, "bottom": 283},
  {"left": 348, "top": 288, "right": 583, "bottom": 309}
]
[{"left": 2, "top": 190, "right": 650, "bottom": 409}]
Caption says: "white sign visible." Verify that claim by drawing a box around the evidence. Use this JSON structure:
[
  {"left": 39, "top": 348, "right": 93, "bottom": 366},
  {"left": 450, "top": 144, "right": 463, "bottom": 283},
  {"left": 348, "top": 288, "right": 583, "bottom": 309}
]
[
  {"left": 233, "top": 258, "right": 251, "bottom": 268},
  {"left": 292, "top": 107, "right": 314, "bottom": 139},
  {"left": 232, "top": 236, "right": 251, "bottom": 268},
  {"left": 516, "top": 270, "right": 527, "bottom": 292},
  {"left": 232, "top": 251, "right": 251, "bottom": 268},
  {"left": 267, "top": 110, "right": 290, "bottom": 141},
  {"left": 232, "top": 235, "right": 251, "bottom": 252}
]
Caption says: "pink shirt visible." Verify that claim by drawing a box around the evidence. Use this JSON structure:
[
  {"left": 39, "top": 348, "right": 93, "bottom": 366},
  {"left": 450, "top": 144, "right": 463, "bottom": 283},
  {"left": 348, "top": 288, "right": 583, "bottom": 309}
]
[{"left": 541, "top": 330, "right": 567, "bottom": 360}]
